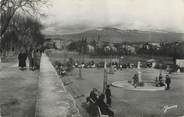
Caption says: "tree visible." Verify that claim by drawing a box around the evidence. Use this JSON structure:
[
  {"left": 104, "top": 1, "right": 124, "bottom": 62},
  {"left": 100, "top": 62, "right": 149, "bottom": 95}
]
[
  {"left": 0, "top": 0, "right": 47, "bottom": 39},
  {"left": 0, "top": 13, "right": 44, "bottom": 56},
  {"left": 13, "top": 15, "right": 44, "bottom": 49}
]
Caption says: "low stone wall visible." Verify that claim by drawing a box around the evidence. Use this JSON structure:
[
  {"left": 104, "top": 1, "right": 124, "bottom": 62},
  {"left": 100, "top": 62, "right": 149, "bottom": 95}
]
[{"left": 35, "top": 53, "right": 81, "bottom": 117}]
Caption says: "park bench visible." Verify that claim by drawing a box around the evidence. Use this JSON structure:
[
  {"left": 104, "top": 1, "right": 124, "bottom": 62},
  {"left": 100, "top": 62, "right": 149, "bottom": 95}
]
[
  {"left": 86, "top": 97, "right": 109, "bottom": 117},
  {"left": 97, "top": 107, "right": 109, "bottom": 117}
]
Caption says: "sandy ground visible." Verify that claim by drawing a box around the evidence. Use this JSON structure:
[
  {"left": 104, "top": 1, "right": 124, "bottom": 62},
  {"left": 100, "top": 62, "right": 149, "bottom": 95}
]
[{"left": 0, "top": 63, "right": 39, "bottom": 117}]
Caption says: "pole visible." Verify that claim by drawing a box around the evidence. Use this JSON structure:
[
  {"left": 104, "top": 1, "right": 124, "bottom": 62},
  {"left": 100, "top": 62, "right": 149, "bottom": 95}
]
[
  {"left": 78, "top": 51, "right": 82, "bottom": 79},
  {"left": 79, "top": 38, "right": 83, "bottom": 79},
  {"left": 63, "top": 42, "right": 66, "bottom": 63},
  {"left": 109, "top": 53, "right": 114, "bottom": 74},
  {"left": 103, "top": 59, "right": 107, "bottom": 93},
  {"left": 79, "top": 66, "right": 82, "bottom": 79},
  {"left": 159, "top": 64, "right": 162, "bottom": 75},
  {"left": 109, "top": 47, "right": 114, "bottom": 74},
  {"left": 137, "top": 61, "right": 142, "bottom": 83}
]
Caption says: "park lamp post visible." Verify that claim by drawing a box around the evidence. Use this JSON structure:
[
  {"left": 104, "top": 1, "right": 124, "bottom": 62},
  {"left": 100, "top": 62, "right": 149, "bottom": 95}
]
[
  {"left": 78, "top": 48, "right": 82, "bottom": 79},
  {"left": 78, "top": 38, "right": 84, "bottom": 79},
  {"left": 105, "top": 45, "right": 114, "bottom": 74},
  {"left": 159, "top": 63, "right": 163, "bottom": 75},
  {"left": 137, "top": 61, "right": 142, "bottom": 83},
  {"left": 63, "top": 41, "right": 67, "bottom": 64},
  {"left": 109, "top": 47, "right": 114, "bottom": 74},
  {"left": 79, "top": 60, "right": 82, "bottom": 79},
  {"left": 103, "top": 59, "right": 108, "bottom": 93}
]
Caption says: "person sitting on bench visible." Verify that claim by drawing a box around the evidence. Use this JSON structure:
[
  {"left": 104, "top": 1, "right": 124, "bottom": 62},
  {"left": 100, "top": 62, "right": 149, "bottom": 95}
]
[
  {"left": 86, "top": 88, "right": 99, "bottom": 116},
  {"left": 96, "top": 94, "right": 114, "bottom": 117},
  {"left": 159, "top": 74, "right": 165, "bottom": 86}
]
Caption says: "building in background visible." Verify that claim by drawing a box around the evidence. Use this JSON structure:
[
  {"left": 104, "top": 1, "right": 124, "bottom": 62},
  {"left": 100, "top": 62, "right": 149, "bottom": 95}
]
[{"left": 176, "top": 59, "right": 184, "bottom": 68}]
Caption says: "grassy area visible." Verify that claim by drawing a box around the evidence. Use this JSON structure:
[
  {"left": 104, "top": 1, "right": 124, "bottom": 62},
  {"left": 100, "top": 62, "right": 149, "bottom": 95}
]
[
  {"left": 47, "top": 49, "right": 173, "bottom": 65},
  {"left": 48, "top": 49, "right": 184, "bottom": 117},
  {"left": 60, "top": 68, "right": 184, "bottom": 117},
  {"left": 0, "top": 64, "right": 39, "bottom": 117}
]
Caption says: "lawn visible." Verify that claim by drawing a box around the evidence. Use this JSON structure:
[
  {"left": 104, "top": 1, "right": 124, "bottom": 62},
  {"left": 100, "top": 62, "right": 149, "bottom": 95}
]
[
  {"left": 47, "top": 49, "right": 174, "bottom": 66},
  {"left": 61, "top": 68, "right": 184, "bottom": 117},
  {"left": 48, "top": 49, "right": 184, "bottom": 117}
]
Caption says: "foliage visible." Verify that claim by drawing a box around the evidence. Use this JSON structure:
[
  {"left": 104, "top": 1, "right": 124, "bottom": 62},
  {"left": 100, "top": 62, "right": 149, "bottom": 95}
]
[
  {"left": 66, "top": 39, "right": 184, "bottom": 60},
  {"left": 137, "top": 42, "right": 184, "bottom": 63},
  {"left": 0, "top": 0, "right": 48, "bottom": 57},
  {"left": 67, "top": 40, "right": 137, "bottom": 57},
  {"left": 0, "top": 0, "right": 47, "bottom": 38},
  {"left": 0, "top": 14, "right": 44, "bottom": 53}
]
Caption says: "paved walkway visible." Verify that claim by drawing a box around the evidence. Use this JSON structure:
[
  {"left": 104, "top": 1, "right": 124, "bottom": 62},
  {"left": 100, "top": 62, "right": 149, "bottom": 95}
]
[
  {"left": 0, "top": 62, "right": 39, "bottom": 117},
  {"left": 36, "top": 53, "right": 80, "bottom": 117}
]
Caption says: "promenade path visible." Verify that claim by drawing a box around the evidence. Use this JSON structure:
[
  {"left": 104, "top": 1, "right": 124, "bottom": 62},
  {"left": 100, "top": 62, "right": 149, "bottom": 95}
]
[
  {"left": 36, "top": 53, "right": 80, "bottom": 117},
  {"left": 0, "top": 62, "right": 39, "bottom": 117}
]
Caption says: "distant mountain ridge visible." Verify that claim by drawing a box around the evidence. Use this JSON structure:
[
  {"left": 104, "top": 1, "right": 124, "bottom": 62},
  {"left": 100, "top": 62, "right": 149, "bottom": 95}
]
[{"left": 46, "top": 27, "right": 184, "bottom": 43}]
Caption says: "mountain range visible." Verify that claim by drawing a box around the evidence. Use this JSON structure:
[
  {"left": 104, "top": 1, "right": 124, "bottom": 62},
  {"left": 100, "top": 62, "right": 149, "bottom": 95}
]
[{"left": 46, "top": 27, "right": 184, "bottom": 43}]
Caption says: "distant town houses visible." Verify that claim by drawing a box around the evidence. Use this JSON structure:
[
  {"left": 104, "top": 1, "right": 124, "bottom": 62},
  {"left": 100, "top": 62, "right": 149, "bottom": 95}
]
[
  {"left": 44, "top": 37, "right": 72, "bottom": 50},
  {"left": 176, "top": 59, "right": 184, "bottom": 68},
  {"left": 142, "top": 42, "right": 161, "bottom": 50},
  {"left": 44, "top": 36, "right": 184, "bottom": 62},
  {"left": 87, "top": 44, "right": 95, "bottom": 54},
  {"left": 124, "top": 45, "right": 136, "bottom": 54}
]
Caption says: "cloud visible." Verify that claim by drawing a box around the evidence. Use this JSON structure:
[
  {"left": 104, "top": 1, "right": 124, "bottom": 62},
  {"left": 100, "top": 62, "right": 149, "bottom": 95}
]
[
  {"left": 42, "top": 0, "right": 184, "bottom": 34},
  {"left": 43, "top": 22, "right": 92, "bottom": 34}
]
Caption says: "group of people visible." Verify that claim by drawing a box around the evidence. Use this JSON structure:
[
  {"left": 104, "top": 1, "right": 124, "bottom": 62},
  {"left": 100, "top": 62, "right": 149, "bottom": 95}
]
[
  {"left": 155, "top": 74, "right": 171, "bottom": 90},
  {"left": 131, "top": 73, "right": 172, "bottom": 90},
  {"left": 18, "top": 48, "right": 41, "bottom": 70},
  {"left": 86, "top": 85, "right": 114, "bottom": 117},
  {"left": 132, "top": 74, "right": 139, "bottom": 88}
]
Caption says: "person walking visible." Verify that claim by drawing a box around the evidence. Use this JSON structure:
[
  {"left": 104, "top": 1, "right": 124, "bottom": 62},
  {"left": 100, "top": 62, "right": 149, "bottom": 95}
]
[
  {"left": 22, "top": 51, "right": 27, "bottom": 69},
  {"left": 105, "top": 85, "right": 112, "bottom": 106},
  {"left": 34, "top": 49, "right": 41, "bottom": 70},
  {"left": 165, "top": 75, "right": 171, "bottom": 90},
  {"left": 18, "top": 51, "right": 24, "bottom": 69},
  {"left": 18, "top": 50, "right": 27, "bottom": 70},
  {"left": 28, "top": 47, "right": 34, "bottom": 70}
]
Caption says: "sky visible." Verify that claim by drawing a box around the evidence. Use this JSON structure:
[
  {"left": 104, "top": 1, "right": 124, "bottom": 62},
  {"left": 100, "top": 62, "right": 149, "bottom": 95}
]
[{"left": 41, "top": 0, "right": 184, "bottom": 35}]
